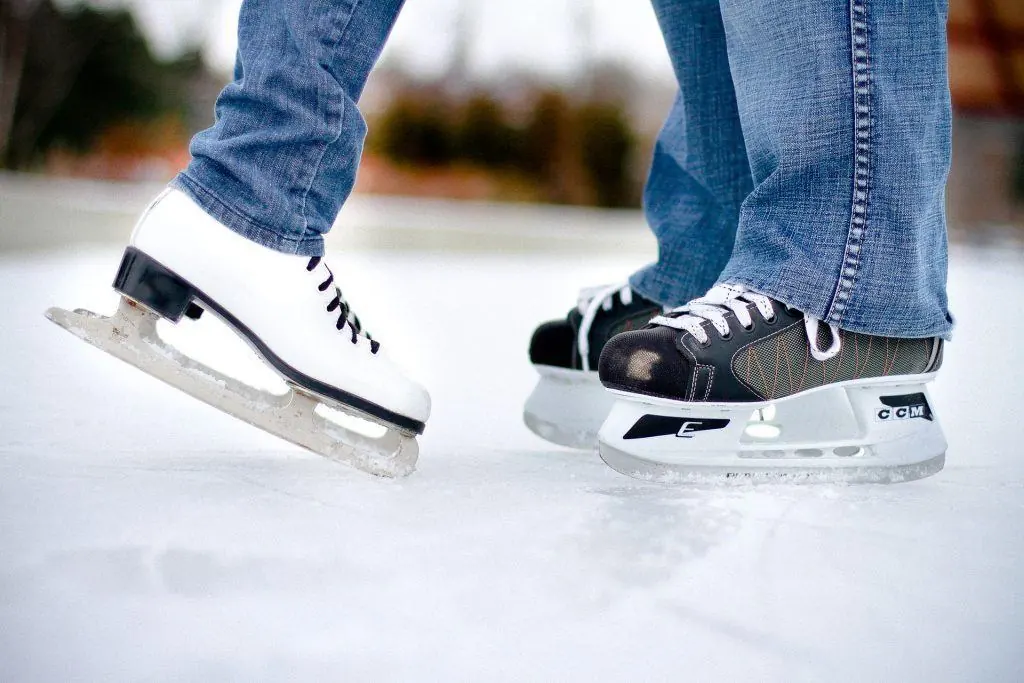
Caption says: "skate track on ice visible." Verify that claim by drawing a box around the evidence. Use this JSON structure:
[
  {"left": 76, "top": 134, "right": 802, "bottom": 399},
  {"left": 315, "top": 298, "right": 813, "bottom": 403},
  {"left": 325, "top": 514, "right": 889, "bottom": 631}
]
[{"left": 1, "top": 212, "right": 1023, "bottom": 680}]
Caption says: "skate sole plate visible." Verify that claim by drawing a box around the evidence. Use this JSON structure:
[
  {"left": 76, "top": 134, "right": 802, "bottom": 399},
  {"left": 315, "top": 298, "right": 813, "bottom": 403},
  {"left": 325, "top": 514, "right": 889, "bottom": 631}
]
[
  {"left": 599, "top": 442, "right": 946, "bottom": 485},
  {"left": 597, "top": 376, "right": 947, "bottom": 484},
  {"left": 46, "top": 300, "right": 418, "bottom": 477}
]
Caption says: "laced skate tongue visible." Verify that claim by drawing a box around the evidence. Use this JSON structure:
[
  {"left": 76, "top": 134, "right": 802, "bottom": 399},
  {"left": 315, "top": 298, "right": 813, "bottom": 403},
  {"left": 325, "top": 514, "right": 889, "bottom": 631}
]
[
  {"left": 663, "top": 283, "right": 750, "bottom": 319},
  {"left": 680, "top": 284, "right": 842, "bottom": 362},
  {"left": 574, "top": 283, "right": 634, "bottom": 372},
  {"left": 307, "top": 256, "right": 379, "bottom": 352},
  {"left": 649, "top": 283, "right": 774, "bottom": 340},
  {"left": 695, "top": 283, "right": 748, "bottom": 307},
  {"left": 576, "top": 283, "right": 633, "bottom": 315}
]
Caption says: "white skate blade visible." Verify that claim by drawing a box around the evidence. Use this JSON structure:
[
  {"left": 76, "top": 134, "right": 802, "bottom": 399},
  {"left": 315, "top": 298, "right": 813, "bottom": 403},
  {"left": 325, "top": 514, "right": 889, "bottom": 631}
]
[
  {"left": 598, "top": 377, "right": 947, "bottom": 484},
  {"left": 523, "top": 366, "right": 611, "bottom": 449},
  {"left": 45, "top": 299, "right": 418, "bottom": 478}
]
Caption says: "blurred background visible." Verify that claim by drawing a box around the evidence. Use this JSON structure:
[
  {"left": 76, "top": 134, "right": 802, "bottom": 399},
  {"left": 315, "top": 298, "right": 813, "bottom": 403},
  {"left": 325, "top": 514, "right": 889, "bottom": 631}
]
[{"left": 0, "top": 0, "right": 1021, "bottom": 249}]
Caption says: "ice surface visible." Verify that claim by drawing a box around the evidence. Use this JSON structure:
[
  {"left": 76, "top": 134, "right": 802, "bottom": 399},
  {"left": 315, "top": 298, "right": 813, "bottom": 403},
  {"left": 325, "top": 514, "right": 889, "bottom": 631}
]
[{"left": 1, "top": 245, "right": 1023, "bottom": 681}]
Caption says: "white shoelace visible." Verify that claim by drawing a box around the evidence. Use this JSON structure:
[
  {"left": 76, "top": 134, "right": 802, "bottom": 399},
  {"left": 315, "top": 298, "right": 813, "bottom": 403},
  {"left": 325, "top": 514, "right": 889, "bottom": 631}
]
[
  {"left": 650, "top": 284, "right": 842, "bottom": 362},
  {"left": 576, "top": 283, "right": 634, "bottom": 372}
]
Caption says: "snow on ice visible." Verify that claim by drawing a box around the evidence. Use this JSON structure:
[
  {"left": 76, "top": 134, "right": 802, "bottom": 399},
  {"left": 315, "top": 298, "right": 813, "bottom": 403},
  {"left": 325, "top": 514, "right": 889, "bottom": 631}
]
[{"left": 0, "top": 243, "right": 1022, "bottom": 681}]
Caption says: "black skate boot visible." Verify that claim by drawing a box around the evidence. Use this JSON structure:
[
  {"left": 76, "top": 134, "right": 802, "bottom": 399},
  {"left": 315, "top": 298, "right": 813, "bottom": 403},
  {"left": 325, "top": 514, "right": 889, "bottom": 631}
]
[
  {"left": 524, "top": 283, "right": 662, "bottom": 448},
  {"left": 597, "top": 284, "right": 946, "bottom": 483}
]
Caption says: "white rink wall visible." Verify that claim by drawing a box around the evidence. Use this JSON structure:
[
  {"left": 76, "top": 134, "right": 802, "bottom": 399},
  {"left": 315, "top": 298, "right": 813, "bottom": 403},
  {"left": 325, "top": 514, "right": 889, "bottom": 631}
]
[{"left": 1, "top": 174, "right": 1023, "bottom": 681}]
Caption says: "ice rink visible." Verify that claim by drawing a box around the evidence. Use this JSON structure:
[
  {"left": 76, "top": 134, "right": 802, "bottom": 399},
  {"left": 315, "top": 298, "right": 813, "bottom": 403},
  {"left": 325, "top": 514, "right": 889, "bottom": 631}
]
[{"left": 2, "top": 229, "right": 1023, "bottom": 680}]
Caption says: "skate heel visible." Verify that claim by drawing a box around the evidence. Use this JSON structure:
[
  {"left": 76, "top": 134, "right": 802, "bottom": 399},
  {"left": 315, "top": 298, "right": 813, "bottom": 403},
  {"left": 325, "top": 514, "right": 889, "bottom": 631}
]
[{"left": 113, "top": 247, "right": 201, "bottom": 322}]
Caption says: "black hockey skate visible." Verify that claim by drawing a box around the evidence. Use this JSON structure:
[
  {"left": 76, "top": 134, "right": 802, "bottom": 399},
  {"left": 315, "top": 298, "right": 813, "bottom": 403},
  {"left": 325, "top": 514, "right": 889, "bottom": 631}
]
[
  {"left": 597, "top": 284, "right": 946, "bottom": 483},
  {"left": 524, "top": 283, "right": 662, "bottom": 448}
]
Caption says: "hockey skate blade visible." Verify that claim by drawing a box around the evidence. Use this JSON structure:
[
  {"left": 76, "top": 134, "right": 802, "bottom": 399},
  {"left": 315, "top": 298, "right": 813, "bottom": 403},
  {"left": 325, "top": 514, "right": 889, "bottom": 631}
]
[
  {"left": 597, "top": 379, "right": 947, "bottom": 485},
  {"left": 523, "top": 366, "right": 612, "bottom": 449},
  {"left": 45, "top": 300, "right": 418, "bottom": 478}
]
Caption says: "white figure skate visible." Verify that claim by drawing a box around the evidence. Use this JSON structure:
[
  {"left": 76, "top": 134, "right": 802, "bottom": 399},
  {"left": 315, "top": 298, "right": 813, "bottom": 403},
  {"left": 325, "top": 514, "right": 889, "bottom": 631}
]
[
  {"left": 524, "top": 283, "right": 661, "bottom": 448},
  {"left": 596, "top": 285, "right": 946, "bottom": 483},
  {"left": 46, "top": 189, "right": 430, "bottom": 477}
]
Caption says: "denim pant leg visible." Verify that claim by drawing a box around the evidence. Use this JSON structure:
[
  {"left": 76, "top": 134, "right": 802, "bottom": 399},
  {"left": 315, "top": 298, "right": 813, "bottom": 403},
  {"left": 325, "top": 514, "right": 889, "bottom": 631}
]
[
  {"left": 173, "top": 0, "right": 405, "bottom": 257},
  {"left": 716, "top": 0, "right": 953, "bottom": 339},
  {"left": 629, "top": 0, "right": 752, "bottom": 309}
]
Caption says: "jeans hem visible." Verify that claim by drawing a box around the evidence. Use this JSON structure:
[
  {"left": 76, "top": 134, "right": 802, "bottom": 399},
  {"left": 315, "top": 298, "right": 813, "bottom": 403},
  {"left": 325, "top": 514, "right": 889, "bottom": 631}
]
[
  {"left": 629, "top": 265, "right": 715, "bottom": 309},
  {"left": 719, "top": 274, "right": 953, "bottom": 341},
  {"left": 629, "top": 271, "right": 674, "bottom": 309},
  {"left": 172, "top": 172, "right": 325, "bottom": 257}
]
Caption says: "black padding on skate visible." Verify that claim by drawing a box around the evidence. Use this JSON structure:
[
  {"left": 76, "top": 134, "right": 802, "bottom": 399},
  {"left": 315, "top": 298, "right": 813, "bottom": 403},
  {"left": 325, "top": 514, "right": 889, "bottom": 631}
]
[
  {"left": 598, "top": 325, "right": 751, "bottom": 402},
  {"left": 114, "top": 247, "right": 198, "bottom": 322},
  {"left": 598, "top": 296, "right": 939, "bottom": 405},
  {"left": 528, "top": 293, "right": 661, "bottom": 371},
  {"left": 112, "top": 247, "right": 425, "bottom": 435},
  {"left": 529, "top": 320, "right": 576, "bottom": 368},
  {"left": 622, "top": 414, "right": 730, "bottom": 439}
]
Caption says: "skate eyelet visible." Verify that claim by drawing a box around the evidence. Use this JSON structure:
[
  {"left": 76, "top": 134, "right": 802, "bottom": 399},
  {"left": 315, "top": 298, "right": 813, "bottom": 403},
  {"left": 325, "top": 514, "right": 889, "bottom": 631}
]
[
  {"left": 695, "top": 335, "right": 712, "bottom": 348},
  {"left": 741, "top": 324, "right": 755, "bottom": 334},
  {"left": 763, "top": 315, "right": 778, "bottom": 326},
  {"left": 719, "top": 331, "right": 732, "bottom": 341}
]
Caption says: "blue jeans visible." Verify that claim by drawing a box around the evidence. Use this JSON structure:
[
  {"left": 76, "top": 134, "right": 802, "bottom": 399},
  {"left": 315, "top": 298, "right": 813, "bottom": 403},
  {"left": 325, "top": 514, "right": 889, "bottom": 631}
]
[
  {"left": 175, "top": 0, "right": 405, "bottom": 255},
  {"left": 175, "top": 0, "right": 953, "bottom": 339},
  {"left": 631, "top": 0, "right": 953, "bottom": 339}
]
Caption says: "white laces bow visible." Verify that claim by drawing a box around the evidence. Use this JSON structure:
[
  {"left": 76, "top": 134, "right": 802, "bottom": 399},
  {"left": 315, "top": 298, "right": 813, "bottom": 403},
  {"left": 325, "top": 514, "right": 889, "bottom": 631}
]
[
  {"left": 576, "top": 283, "right": 634, "bottom": 372},
  {"left": 650, "top": 284, "right": 842, "bottom": 362}
]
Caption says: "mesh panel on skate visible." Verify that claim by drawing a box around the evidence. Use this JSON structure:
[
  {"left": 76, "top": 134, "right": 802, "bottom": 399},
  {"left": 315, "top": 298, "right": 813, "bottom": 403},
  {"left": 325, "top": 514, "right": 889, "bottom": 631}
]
[
  {"left": 598, "top": 328, "right": 692, "bottom": 400},
  {"left": 732, "top": 324, "right": 935, "bottom": 401}
]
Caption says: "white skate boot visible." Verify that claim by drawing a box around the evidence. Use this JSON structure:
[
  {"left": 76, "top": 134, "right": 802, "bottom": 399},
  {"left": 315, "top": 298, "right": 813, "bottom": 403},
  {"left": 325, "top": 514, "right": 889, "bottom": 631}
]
[
  {"left": 524, "top": 283, "right": 662, "bottom": 448},
  {"left": 596, "top": 284, "right": 947, "bottom": 483},
  {"left": 46, "top": 188, "right": 430, "bottom": 477}
]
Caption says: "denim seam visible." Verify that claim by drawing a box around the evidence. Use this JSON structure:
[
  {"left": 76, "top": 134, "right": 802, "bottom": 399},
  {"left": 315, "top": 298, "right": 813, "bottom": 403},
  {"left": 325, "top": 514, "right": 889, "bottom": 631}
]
[
  {"left": 298, "top": 0, "right": 361, "bottom": 235},
  {"left": 828, "top": 0, "right": 873, "bottom": 326}
]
